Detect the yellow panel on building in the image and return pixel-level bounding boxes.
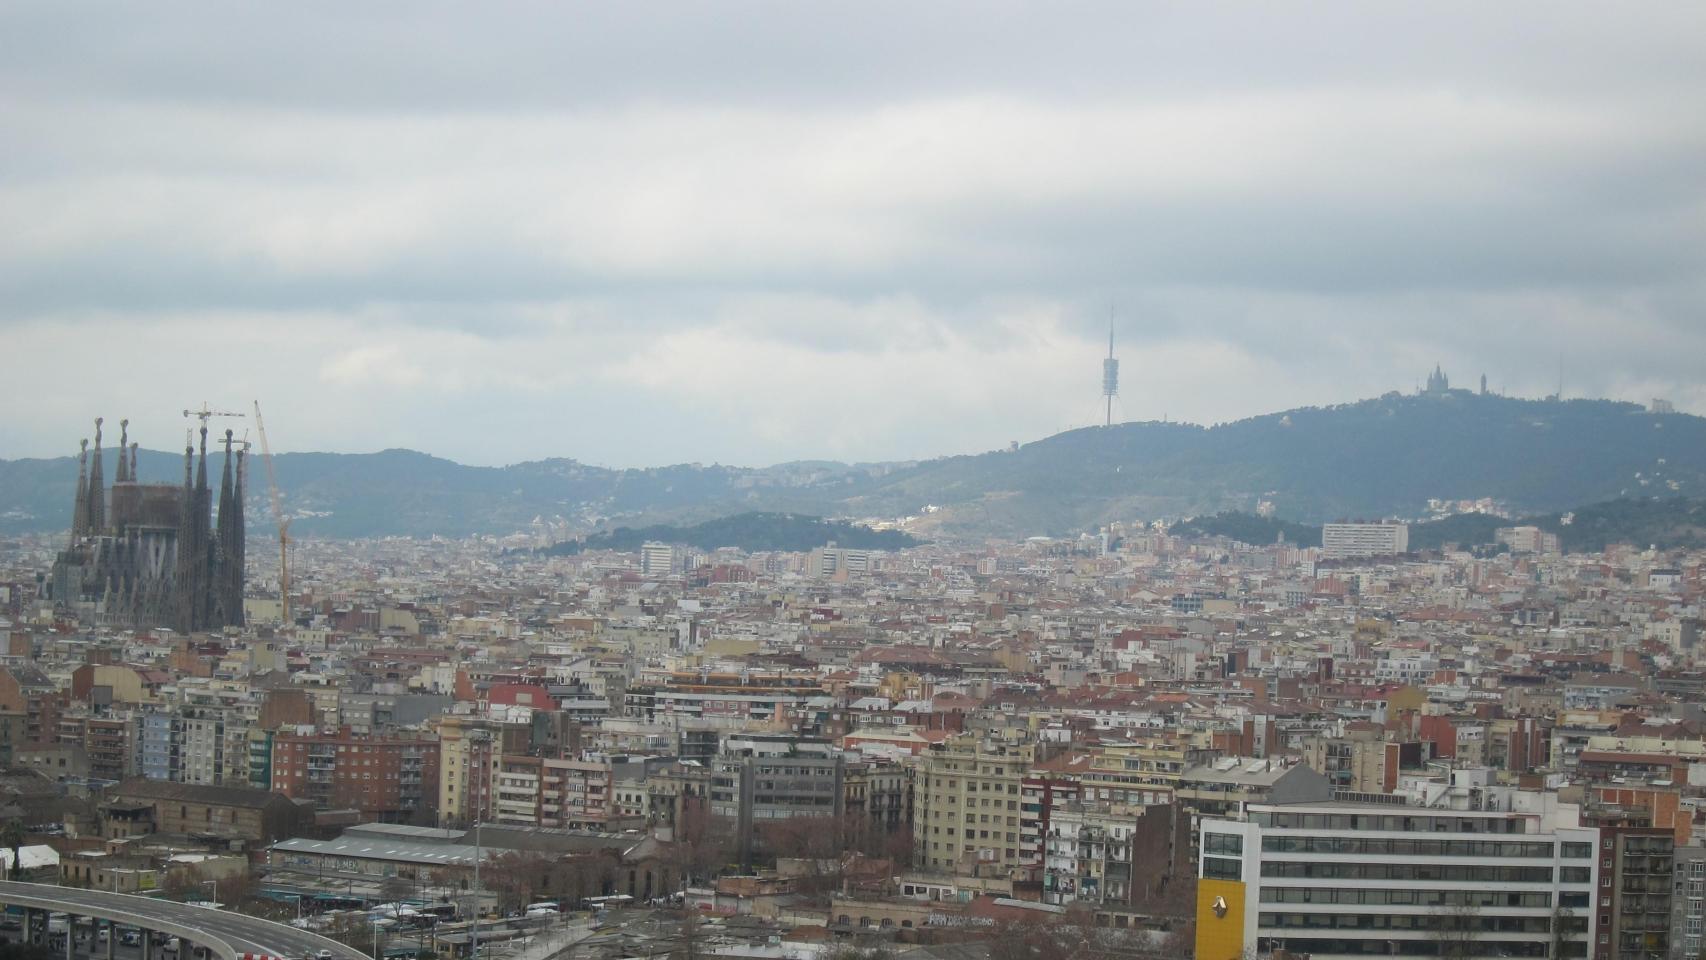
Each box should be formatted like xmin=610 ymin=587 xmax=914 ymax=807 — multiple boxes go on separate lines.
xmin=1194 ymin=878 xmax=1247 ymax=960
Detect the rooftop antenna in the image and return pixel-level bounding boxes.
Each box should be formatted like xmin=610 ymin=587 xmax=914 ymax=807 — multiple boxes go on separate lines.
xmin=1102 ymin=308 xmax=1119 ymax=427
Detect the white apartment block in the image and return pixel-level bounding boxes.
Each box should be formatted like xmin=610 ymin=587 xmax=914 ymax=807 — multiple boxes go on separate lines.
xmin=1322 ymin=523 xmax=1410 ymax=559
xmin=1196 ymin=801 xmax=1596 ymax=960
xmin=640 ymin=541 xmax=675 ymax=577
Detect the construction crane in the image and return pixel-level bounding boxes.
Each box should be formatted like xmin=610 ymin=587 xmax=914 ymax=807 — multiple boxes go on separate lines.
xmin=183 ymin=403 xmax=247 ymax=426
xmin=252 ymin=400 xmax=292 ymax=626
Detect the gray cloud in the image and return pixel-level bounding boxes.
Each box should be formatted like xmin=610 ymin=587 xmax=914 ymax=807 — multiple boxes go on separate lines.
xmin=1 ymin=2 xmax=1703 ymax=467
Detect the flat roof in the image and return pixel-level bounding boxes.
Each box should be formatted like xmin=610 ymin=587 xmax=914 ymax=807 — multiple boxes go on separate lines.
xmin=271 ymin=836 xmax=487 ymax=867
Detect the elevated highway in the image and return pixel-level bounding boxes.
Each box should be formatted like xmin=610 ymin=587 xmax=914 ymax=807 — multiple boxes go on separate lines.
xmin=0 ymin=882 xmax=369 ymax=960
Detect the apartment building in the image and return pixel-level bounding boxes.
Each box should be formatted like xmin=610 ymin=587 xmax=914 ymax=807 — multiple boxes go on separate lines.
xmin=913 ymin=733 xmax=1034 ymax=873
xmin=1197 ymin=801 xmax=1597 ymax=960
xmin=711 ymin=741 xmax=846 ymax=870
xmin=269 ymin=728 xmax=439 ymax=822
xmin=1671 ymin=844 xmax=1706 ymax=960
xmin=1322 ymin=522 xmax=1410 ymax=559
xmin=1303 ymin=725 xmax=1421 ymax=794
xmin=640 ymin=542 xmax=675 ymax=578
xmin=437 ymin=715 xmax=530 ymax=825
xmin=527 ymin=756 xmax=617 ymax=827
xmin=1596 ymin=827 xmax=1673 ymax=960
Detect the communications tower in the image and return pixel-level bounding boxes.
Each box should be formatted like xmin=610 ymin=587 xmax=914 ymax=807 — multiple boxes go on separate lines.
xmin=1102 ymin=319 xmax=1119 ymax=427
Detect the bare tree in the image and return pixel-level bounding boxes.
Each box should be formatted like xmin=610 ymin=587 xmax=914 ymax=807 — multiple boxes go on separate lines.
xmin=379 ymin=876 xmax=414 ymax=904
xmin=982 ymin=913 xmax=1139 ymax=960
xmin=669 ymin=796 xmax=733 ymax=890
xmin=820 ymin=947 xmax=896 ymax=960
xmin=1 ymin=820 xmax=25 ymax=881
xmin=671 ymin=910 xmax=702 ymax=960
xmin=1550 ymin=904 xmax=1582 ymax=959
xmin=1430 ymin=900 xmax=1483 ymax=960
xmin=483 ymin=850 xmax=554 ymax=913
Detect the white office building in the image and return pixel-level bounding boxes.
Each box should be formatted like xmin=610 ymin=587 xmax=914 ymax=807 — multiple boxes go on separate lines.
xmin=640 ymin=541 xmax=675 ymax=577
xmin=1322 ymin=522 xmax=1410 ymax=559
xmin=1196 ymin=801 xmax=1597 ymax=960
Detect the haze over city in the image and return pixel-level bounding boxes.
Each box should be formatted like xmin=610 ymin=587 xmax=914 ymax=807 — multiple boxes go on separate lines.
xmin=3 ymin=2 xmax=1706 ymax=466
xmin=12 ymin=7 xmax=1706 ymax=960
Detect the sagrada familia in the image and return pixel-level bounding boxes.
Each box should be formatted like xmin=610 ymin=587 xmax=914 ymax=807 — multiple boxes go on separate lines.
xmin=49 ymin=417 xmax=246 ymax=632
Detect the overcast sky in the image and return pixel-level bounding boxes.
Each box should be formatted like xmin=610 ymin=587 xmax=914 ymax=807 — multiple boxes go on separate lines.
xmin=3 ymin=2 xmax=1704 ymax=468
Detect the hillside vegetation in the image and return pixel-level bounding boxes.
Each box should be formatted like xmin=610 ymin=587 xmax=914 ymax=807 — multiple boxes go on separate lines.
xmin=535 ymin=512 xmax=920 ymax=555
xmin=1173 ymin=496 xmax=1706 ymax=554
xmin=4 ymin=392 xmax=1702 ymax=540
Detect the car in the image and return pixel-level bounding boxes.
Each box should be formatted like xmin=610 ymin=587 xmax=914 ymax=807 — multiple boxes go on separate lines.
xmin=121 ymin=932 xmax=143 ymax=947
xmin=316 ymin=950 xmax=335 ymax=960
xmin=0 ymin=919 xmax=21 ymax=931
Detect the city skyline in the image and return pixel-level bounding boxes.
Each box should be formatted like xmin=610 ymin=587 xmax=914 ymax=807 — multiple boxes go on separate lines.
xmin=2 ymin=3 xmax=1704 ymax=466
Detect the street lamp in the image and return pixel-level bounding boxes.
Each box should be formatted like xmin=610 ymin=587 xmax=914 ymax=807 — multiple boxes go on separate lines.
xmin=469 ymin=731 xmax=493 ymax=960
xmin=470 ymin=818 xmax=484 ymax=960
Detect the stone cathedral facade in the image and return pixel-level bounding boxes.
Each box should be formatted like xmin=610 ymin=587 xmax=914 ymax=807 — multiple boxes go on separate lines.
xmin=50 ymin=417 xmax=246 ymax=632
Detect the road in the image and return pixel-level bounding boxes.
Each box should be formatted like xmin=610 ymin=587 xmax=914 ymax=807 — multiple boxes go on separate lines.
xmin=0 ymin=882 xmax=369 ymax=960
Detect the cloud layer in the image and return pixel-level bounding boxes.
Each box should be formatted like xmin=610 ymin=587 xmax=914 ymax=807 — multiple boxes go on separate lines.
xmin=3 ymin=2 xmax=1704 ymax=466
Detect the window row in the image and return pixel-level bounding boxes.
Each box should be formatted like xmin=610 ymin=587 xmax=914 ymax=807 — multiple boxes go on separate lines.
xmin=1258 ymin=913 xmax=1567 ymax=934
xmin=1259 ymin=887 xmax=1559 ymax=909
xmin=1260 ymin=836 xmax=1558 ymax=859
xmin=1260 ymin=862 xmax=1554 ymax=883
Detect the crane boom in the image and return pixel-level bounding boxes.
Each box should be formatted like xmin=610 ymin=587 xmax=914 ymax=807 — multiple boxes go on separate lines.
xmin=183 ymin=403 xmax=247 ymax=424
xmin=252 ymin=400 xmax=292 ymax=625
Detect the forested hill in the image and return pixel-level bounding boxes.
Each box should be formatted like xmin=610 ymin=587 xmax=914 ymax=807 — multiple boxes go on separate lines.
xmin=841 ymin=393 xmax=1706 ymax=537
xmin=3 ymin=392 xmax=1702 ymax=539
xmin=533 ymin=512 xmax=920 ymax=556
xmin=1174 ymin=496 xmax=1706 ymax=554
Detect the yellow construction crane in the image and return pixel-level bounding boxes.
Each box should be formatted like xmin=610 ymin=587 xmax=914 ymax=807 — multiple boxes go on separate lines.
xmin=252 ymin=400 xmax=292 ymax=625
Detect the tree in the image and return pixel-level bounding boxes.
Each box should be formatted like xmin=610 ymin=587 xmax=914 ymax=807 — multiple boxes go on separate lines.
xmin=1430 ymin=900 xmax=1483 ymax=960
xmin=160 ymin=864 xmax=204 ymax=901
xmin=0 ymin=820 xmax=24 ymax=881
xmin=483 ymin=850 xmax=554 ymax=913
xmin=820 ymin=947 xmax=895 ymax=960
xmin=982 ymin=913 xmax=1138 ymax=960
xmin=671 ymin=910 xmax=703 ymax=960
xmin=877 ymin=823 xmax=915 ymax=870
xmin=669 ymin=801 xmax=733 ymax=891
xmin=380 ymin=876 xmax=415 ymax=904
xmin=1551 ymin=904 xmax=1583 ymax=959
xmin=542 ymin=853 xmax=617 ymax=905
xmin=759 ymin=817 xmax=845 ymax=901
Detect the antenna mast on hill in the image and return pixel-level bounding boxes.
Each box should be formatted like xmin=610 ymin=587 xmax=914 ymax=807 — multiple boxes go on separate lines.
xmin=1102 ymin=310 xmax=1119 ymax=427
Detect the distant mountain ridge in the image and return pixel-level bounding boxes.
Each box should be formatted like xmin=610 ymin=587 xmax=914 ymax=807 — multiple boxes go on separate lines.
xmin=3 ymin=392 xmax=1703 ymax=540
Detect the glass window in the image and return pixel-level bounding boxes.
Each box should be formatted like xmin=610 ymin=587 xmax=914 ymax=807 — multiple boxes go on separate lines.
xmin=1203 ymin=857 xmax=1240 ymax=880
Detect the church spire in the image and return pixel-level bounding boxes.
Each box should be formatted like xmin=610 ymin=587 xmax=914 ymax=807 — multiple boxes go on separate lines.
xmin=231 ymin=442 xmax=247 ymax=627
xmin=86 ymin=418 xmax=106 ymax=534
xmin=215 ymin=429 xmax=236 ymax=627
xmin=72 ymin=438 xmax=89 ymax=539
xmin=174 ymin=430 xmax=195 ymax=633
xmin=196 ymin=424 xmax=208 ymax=495
xmin=116 ymin=419 xmax=130 ymax=483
